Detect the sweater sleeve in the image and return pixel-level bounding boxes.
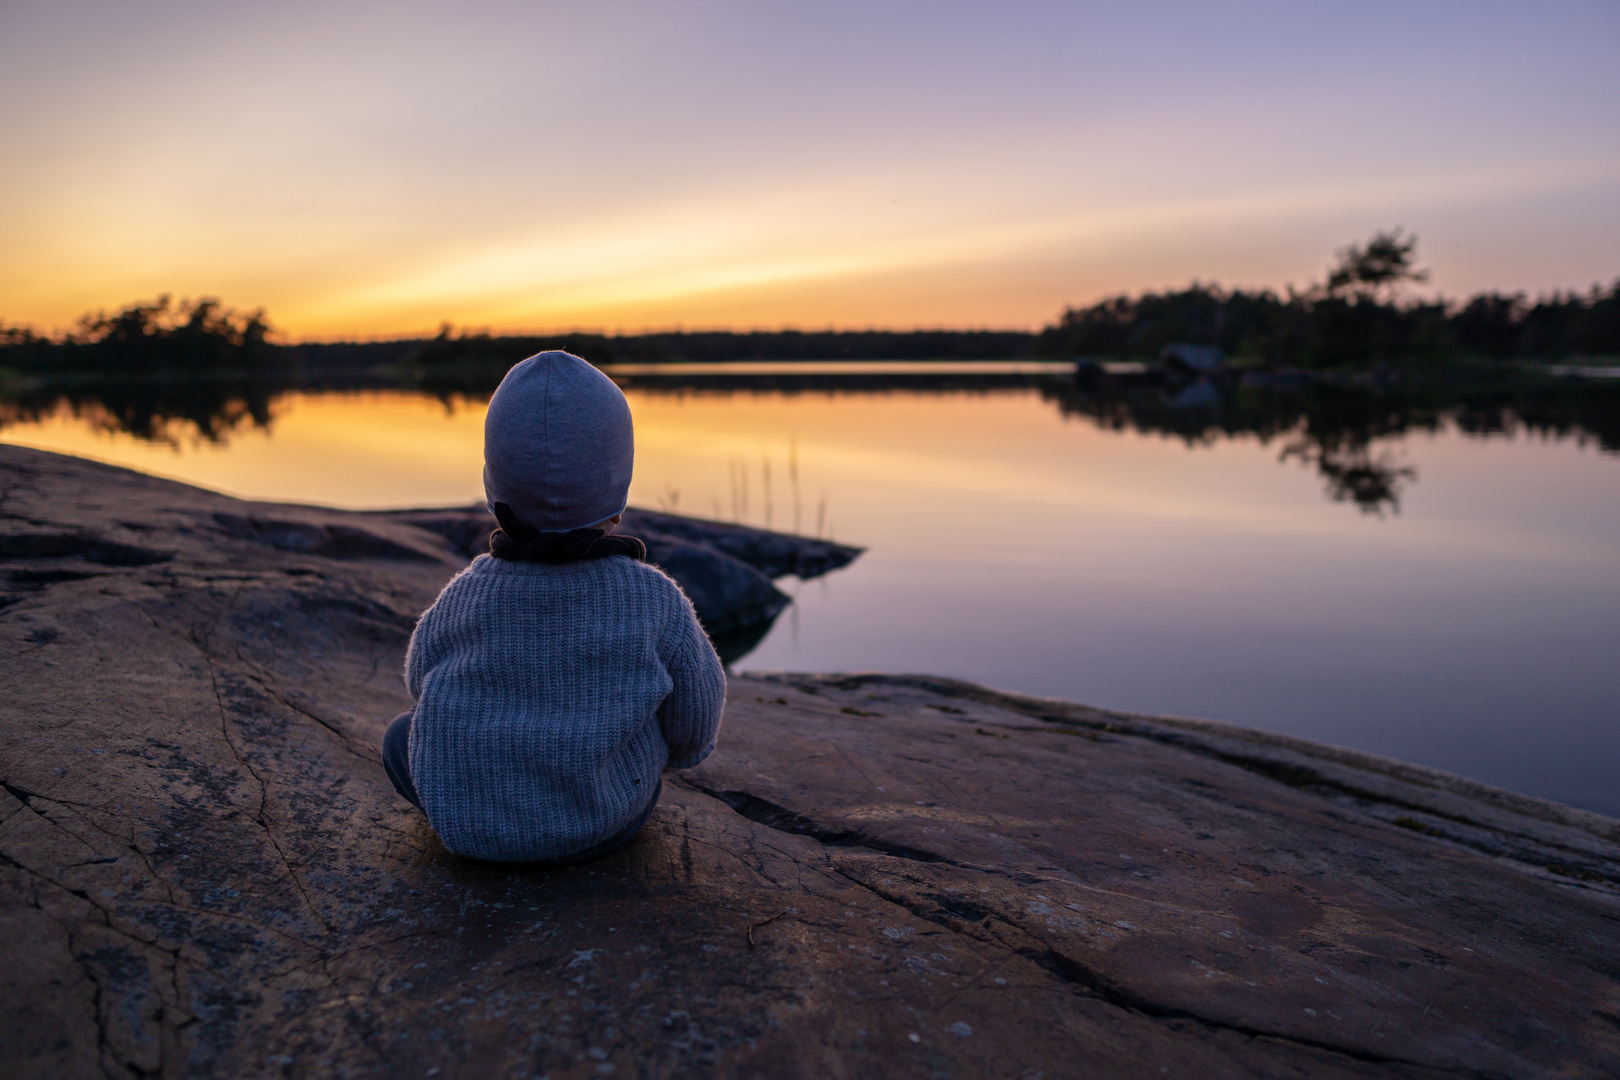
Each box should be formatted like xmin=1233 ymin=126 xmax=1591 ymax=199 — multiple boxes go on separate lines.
xmin=403 ymin=561 xmax=477 ymax=701
xmin=657 ymin=597 xmax=726 ymax=769
xmin=404 ymin=606 xmax=434 ymax=702
xmin=405 ymin=582 xmax=455 ymax=702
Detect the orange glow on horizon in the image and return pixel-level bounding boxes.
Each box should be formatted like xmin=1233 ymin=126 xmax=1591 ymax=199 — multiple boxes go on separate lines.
xmin=2 ymin=3 xmax=1616 ymax=340
xmin=9 ymin=151 xmax=1619 ymax=343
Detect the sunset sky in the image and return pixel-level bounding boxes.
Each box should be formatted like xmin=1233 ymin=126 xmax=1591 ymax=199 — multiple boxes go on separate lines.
xmin=2 ymin=0 xmax=1616 ymax=339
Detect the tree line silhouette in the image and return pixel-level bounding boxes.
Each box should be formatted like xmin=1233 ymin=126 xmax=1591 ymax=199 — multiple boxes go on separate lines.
xmin=1037 ymin=231 xmax=1620 ymax=366
xmin=1 ymin=233 xmax=1615 ymax=377
xmin=1 ymin=295 xmax=276 ymax=375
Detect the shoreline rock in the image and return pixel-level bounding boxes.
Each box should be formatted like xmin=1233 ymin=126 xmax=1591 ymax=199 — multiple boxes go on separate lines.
xmin=1 ymin=445 xmax=1617 ymax=1079
xmin=375 ymin=505 xmax=859 ymax=662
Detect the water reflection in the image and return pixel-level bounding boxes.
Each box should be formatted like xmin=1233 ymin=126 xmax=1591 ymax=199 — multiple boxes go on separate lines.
xmin=1042 ymin=366 xmax=1620 ymax=514
xmin=5 ymin=367 xmax=1615 ymax=516
xmin=1280 ymin=439 xmax=1417 ymax=514
xmin=0 ymin=376 xmax=285 ymax=447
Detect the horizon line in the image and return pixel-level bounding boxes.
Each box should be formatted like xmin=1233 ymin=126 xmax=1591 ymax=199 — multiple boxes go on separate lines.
xmin=10 ymin=272 xmax=1619 ymax=346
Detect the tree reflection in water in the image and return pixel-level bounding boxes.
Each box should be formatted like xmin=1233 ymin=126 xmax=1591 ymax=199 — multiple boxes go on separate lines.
xmin=1042 ymin=366 xmax=1620 ymax=515
xmin=0 ymin=377 xmax=284 ymax=448
xmin=1279 ymin=438 xmax=1417 ymax=515
xmin=2 ymin=368 xmax=1616 ymax=515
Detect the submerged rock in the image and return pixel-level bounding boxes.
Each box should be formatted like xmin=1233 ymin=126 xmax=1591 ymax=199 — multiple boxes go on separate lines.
xmin=1 ymin=444 xmax=1618 ymax=1079
xmin=621 ymin=508 xmax=858 ymax=580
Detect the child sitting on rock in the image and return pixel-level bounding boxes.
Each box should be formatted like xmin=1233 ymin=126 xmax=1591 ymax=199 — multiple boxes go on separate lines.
xmin=382 ymin=351 xmax=725 ymax=863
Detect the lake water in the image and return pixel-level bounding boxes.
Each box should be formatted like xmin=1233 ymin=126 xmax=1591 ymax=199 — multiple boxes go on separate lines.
xmin=5 ymin=377 xmax=1618 ymax=816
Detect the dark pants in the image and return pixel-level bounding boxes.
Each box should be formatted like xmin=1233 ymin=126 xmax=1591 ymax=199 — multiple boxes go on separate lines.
xmin=382 ymin=710 xmax=424 ymax=808
xmin=382 ymin=710 xmax=660 ymax=865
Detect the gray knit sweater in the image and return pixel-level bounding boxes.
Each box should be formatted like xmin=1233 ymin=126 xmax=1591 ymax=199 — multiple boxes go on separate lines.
xmin=404 ymin=553 xmax=725 ymax=862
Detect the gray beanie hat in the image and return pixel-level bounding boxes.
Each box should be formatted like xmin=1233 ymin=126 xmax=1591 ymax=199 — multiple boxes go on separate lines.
xmin=483 ymin=351 xmax=634 ymax=532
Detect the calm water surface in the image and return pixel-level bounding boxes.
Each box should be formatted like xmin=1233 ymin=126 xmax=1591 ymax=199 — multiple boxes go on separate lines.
xmin=6 ymin=386 xmax=1618 ymax=815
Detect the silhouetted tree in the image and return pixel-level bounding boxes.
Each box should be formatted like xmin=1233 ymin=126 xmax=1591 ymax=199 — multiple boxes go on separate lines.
xmin=69 ymin=295 xmax=272 ymax=372
xmin=1036 ymin=231 xmax=1620 ymax=368
xmin=0 ymin=296 xmax=276 ymax=375
xmin=1324 ymin=228 xmax=1430 ymax=301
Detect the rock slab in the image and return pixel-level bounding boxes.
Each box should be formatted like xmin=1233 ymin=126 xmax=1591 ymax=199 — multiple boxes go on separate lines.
xmin=377 ymin=505 xmax=859 ymax=661
xmin=2 ymin=445 xmax=1618 ymax=1079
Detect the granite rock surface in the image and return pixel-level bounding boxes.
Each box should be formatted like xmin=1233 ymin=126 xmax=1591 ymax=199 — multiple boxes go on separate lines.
xmin=2 ymin=444 xmax=1618 ymax=1079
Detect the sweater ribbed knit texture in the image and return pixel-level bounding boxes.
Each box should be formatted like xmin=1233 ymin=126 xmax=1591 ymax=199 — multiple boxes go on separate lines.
xmin=404 ymin=553 xmax=725 ymax=862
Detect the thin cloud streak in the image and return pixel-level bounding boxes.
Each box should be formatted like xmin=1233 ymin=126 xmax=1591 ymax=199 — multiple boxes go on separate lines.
xmin=302 ymin=154 xmax=1620 ymax=336
xmin=1 ymin=1 xmax=1616 ymax=335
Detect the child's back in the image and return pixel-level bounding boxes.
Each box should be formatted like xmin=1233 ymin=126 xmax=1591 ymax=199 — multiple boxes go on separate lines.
xmin=406 ymin=553 xmax=722 ymax=861
xmin=385 ymin=351 xmax=725 ymax=862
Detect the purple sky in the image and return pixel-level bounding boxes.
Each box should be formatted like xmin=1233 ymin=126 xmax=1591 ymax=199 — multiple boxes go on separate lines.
xmin=2 ymin=0 xmax=1616 ymax=337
